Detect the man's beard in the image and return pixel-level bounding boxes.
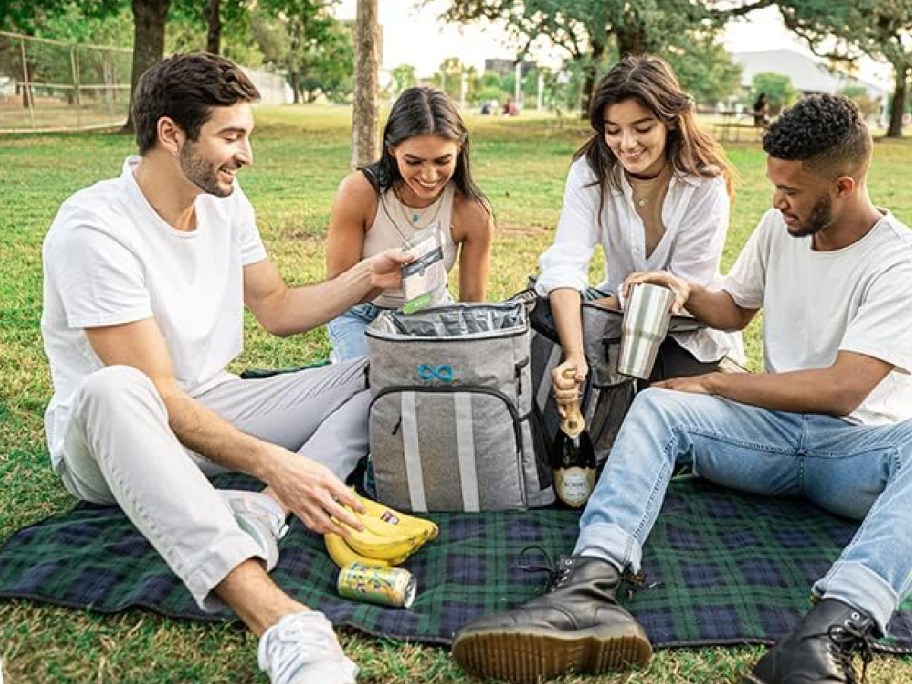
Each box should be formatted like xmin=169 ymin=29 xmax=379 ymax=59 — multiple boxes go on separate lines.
xmin=179 ymin=143 xmax=233 ymax=198
xmin=788 ymin=194 xmax=832 ymax=238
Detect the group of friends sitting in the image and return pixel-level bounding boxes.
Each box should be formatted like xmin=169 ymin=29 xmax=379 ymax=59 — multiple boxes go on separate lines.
xmin=38 ymin=50 xmax=912 ymax=684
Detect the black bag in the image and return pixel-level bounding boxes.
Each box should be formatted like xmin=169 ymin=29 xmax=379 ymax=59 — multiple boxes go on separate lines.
xmin=529 ymin=292 xmax=704 ymax=466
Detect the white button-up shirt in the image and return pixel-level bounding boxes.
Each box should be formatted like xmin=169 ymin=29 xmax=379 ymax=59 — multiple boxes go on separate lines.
xmin=536 ymin=157 xmax=743 ymax=363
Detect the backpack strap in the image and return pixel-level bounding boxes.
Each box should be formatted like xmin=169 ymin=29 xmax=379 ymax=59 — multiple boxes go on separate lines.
xmin=360 ymin=166 xmax=382 ymax=194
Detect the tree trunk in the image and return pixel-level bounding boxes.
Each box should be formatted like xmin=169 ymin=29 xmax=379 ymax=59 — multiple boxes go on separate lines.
xmin=580 ymin=40 xmax=605 ymax=118
xmin=616 ymin=23 xmax=648 ymax=57
xmin=121 ymin=0 xmax=171 ymax=134
xmin=205 ymin=0 xmax=221 ymax=55
xmin=886 ymin=62 xmax=907 ymax=139
xmin=289 ymin=71 xmax=302 ymax=104
xmin=351 ymin=0 xmax=380 ymax=170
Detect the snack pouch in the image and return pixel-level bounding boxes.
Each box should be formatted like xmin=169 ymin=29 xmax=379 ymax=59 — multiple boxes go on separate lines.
xmin=401 ymin=224 xmax=448 ymax=314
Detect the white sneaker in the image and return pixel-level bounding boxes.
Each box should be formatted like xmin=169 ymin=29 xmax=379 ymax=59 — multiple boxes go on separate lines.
xmin=220 ymin=489 xmax=289 ymax=571
xmin=258 ymin=611 xmax=358 ymax=684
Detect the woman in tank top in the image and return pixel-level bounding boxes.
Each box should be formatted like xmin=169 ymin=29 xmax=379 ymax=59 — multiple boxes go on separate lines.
xmin=326 ymin=86 xmax=494 ymax=360
xmin=537 ymin=55 xmax=744 ymax=417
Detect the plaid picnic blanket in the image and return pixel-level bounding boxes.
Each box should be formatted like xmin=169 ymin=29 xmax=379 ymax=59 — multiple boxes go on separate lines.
xmin=1 ymin=474 xmax=911 ymax=651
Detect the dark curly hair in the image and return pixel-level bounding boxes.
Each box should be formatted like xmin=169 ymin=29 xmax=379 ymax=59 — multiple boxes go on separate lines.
xmin=762 ymin=93 xmax=871 ymax=178
xmin=133 ymin=53 xmax=260 ymax=154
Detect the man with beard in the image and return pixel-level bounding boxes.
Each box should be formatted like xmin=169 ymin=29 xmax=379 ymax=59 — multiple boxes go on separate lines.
xmin=453 ymin=93 xmax=912 ymax=684
xmin=40 ymin=53 xmax=409 ymax=684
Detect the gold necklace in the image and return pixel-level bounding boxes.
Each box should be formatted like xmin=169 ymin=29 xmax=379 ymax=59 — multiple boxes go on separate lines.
xmin=627 ymin=167 xmax=669 ymax=209
xmin=395 ymin=183 xmax=444 ymax=221
xmin=381 ymin=186 xmax=446 ymax=245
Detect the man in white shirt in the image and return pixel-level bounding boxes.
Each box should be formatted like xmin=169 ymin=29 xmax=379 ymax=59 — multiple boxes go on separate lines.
xmin=41 ymin=53 xmax=409 ymax=684
xmin=453 ymin=94 xmax=912 ymax=684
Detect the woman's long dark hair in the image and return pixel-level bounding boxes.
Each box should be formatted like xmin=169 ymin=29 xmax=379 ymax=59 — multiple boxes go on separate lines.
xmin=365 ymin=86 xmax=489 ymax=209
xmin=575 ymin=55 xmax=734 ymax=218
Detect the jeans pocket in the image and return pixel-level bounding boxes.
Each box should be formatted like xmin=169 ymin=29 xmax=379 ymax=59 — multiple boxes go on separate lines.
xmin=350 ymin=302 xmax=382 ymax=323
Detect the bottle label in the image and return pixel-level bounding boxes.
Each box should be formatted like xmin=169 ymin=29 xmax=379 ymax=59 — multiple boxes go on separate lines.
xmin=554 ymin=466 xmax=595 ymax=508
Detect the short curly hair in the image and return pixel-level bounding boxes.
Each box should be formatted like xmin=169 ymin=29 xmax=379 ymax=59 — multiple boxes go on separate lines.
xmin=762 ymin=93 xmax=871 ymax=178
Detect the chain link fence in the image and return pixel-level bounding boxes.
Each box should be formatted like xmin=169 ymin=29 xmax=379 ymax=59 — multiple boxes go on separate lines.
xmin=0 ymin=31 xmax=132 ymax=133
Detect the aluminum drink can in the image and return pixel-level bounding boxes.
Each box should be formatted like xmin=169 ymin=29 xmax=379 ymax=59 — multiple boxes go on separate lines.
xmin=337 ymin=562 xmax=417 ymax=608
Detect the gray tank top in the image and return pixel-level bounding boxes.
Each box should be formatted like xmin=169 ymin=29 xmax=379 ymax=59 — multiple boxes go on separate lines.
xmin=363 ymin=181 xmax=458 ymax=308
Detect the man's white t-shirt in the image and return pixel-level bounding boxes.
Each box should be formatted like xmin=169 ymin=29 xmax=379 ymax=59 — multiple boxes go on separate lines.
xmin=41 ymin=156 xmax=268 ymax=471
xmin=722 ymin=208 xmax=912 ymax=425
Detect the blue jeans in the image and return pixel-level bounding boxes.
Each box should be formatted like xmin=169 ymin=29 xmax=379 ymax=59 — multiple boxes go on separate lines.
xmin=575 ymin=387 xmax=912 ymax=633
xmin=328 ymin=302 xmax=383 ymax=361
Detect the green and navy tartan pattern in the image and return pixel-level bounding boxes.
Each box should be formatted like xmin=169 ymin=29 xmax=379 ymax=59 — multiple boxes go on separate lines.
xmin=1 ymin=474 xmax=911 ymax=651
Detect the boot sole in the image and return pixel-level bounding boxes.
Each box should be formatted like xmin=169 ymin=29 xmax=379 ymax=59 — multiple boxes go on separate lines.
xmin=452 ymin=625 xmax=653 ymax=684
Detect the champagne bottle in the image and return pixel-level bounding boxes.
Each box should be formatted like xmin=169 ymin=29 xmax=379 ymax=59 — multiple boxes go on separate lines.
xmin=551 ymin=369 xmax=597 ymax=509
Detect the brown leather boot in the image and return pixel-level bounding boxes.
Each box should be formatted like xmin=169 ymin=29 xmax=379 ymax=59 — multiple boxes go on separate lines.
xmin=742 ymin=598 xmax=876 ymax=684
xmin=452 ymin=555 xmax=652 ymax=684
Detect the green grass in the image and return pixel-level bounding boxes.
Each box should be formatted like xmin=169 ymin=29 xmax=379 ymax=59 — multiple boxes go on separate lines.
xmin=2 ymin=104 xmax=912 ymax=683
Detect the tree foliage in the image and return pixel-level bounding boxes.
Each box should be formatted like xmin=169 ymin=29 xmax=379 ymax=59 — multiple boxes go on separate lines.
xmin=166 ymin=0 xmax=252 ymax=60
xmin=839 ymin=83 xmax=881 ymax=117
xmin=751 ymin=72 xmax=797 ymax=113
xmin=658 ymin=34 xmax=743 ymax=106
xmin=436 ymin=56 xmax=478 ymax=101
xmin=4 ymin=0 xmax=357 ymax=108
xmin=253 ymin=0 xmax=346 ymax=104
xmin=0 ymin=0 xmax=124 ymax=35
xmin=389 ymin=63 xmax=416 ymax=95
xmin=435 ymin=0 xmax=774 ymax=111
xmin=777 ymin=0 xmax=912 ymax=137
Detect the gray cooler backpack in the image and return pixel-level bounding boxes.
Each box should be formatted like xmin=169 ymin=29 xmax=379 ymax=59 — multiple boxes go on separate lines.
xmin=365 ymin=302 xmax=554 ymax=512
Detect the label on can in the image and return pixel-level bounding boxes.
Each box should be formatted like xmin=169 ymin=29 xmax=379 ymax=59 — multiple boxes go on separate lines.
xmin=337 ymin=562 xmax=417 ymax=609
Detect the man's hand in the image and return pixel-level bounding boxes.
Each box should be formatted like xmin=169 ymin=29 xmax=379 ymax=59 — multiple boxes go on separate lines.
xmin=551 ymin=355 xmax=588 ymax=418
xmin=653 ymin=373 xmax=717 ymax=396
xmin=623 ymin=271 xmax=692 ymax=315
xmin=364 ymin=248 xmax=414 ymax=291
xmin=263 ymin=446 xmax=366 ymax=536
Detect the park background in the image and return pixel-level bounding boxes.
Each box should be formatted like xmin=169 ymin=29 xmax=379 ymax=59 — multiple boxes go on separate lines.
xmin=2 ymin=1 xmax=911 ymax=137
xmin=2 ymin=1 xmax=912 ymax=682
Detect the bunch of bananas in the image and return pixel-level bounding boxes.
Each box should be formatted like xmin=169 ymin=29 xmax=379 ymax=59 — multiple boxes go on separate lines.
xmin=324 ymin=491 xmax=439 ymax=569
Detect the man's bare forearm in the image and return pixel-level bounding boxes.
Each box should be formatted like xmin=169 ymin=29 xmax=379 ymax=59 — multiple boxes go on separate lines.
xmin=704 ymin=367 xmax=865 ymax=417
xmin=162 ymin=387 xmax=284 ymax=483
xmin=267 ymin=259 xmax=378 ymax=337
xmin=683 ymin=284 xmax=754 ymax=332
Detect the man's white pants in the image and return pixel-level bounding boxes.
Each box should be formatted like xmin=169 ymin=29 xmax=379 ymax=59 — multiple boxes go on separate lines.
xmin=55 ymin=358 xmax=371 ymax=610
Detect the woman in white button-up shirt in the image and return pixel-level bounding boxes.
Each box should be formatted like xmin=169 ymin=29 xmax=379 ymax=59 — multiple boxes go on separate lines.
xmin=536 ymin=55 xmax=743 ymax=411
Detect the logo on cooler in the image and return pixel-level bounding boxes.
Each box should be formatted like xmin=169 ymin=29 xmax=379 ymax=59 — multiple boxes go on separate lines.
xmin=417 ymin=364 xmax=454 ymax=383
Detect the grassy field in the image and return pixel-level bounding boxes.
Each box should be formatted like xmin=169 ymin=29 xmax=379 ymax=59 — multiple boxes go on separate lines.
xmin=1 ymin=105 xmax=911 ymax=683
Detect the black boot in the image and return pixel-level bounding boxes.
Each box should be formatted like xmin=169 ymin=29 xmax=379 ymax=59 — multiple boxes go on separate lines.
xmin=452 ymin=555 xmax=652 ymax=684
xmin=742 ymin=598 xmax=876 ymax=684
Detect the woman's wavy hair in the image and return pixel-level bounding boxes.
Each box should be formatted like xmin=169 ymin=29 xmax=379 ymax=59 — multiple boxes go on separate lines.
xmin=574 ymin=55 xmax=734 ymax=217
xmin=364 ymin=86 xmax=488 ymax=209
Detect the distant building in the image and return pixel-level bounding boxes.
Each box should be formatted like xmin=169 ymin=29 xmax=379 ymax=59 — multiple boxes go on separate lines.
xmin=484 ymin=59 xmax=536 ymax=77
xmin=732 ymin=49 xmax=836 ymax=95
xmin=242 ymin=68 xmax=293 ymax=105
xmin=731 ymin=49 xmax=888 ymax=101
